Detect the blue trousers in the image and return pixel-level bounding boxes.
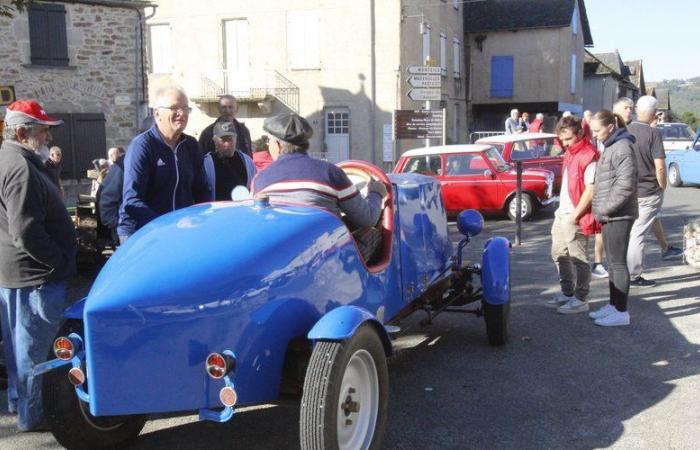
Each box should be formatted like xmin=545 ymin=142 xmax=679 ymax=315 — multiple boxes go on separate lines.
xmin=0 ymin=281 xmax=66 ymax=431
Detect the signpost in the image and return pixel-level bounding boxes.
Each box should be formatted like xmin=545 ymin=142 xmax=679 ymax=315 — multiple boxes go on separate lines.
xmin=394 ymin=110 xmax=444 ymax=140
xmin=407 ymin=65 xmax=442 ymax=75
xmin=407 ymin=75 xmax=441 ymax=88
xmin=407 ymin=88 xmax=441 ymax=101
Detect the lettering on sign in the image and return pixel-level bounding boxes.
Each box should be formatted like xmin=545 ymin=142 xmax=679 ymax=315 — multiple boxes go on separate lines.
xmin=394 ymin=110 xmax=444 ymax=140
xmin=407 ymin=88 xmax=441 ymax=101
xmin=407 ymin=65 xmax=442 ymax=75
xmin=407 ymin=75 xmax=441 ymax=88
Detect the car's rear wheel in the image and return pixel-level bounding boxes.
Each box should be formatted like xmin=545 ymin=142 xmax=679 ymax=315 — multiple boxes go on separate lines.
xmin=300 ymin=325 xmax=388 ymax=450
xmin=669 ymin=164 xmax=683 ymax=187
xmin=483 ymin=302 xmax=510 ymax=346
xmin=43 ymin=320 xmax=147 ymax=450
xmin=507 ymin=193 xmax=533 ymax=221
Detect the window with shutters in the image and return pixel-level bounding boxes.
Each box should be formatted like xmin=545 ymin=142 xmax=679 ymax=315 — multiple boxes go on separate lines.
xmin=422 ymin=22 xmax=431 ymax=64
xmin=490 ymin=56 xmax=513 ymax=98
xmin=439 ymin=32 xmax=447 ymax=76
xmin=287 ymin=11 xmax=320 ymax=69
xmin=149 ymin=24 xmax=172 ymax=74
xmin=28 ymin=3 xmax=69 ymax=67
xmin=452 ymin=38 xmax=461 ymax=78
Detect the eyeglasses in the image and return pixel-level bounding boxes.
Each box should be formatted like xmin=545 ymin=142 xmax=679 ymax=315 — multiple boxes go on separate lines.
xmin=156 ymin=106 xmax=192 ymax=114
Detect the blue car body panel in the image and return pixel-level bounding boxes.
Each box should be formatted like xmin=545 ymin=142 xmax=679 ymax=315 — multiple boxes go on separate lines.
xmin=307 ymin=305 xmax=392 ymax=355
xmin=667 ymin=131 xmax=700 ymax=184
xmin=80 ymin=175 xmax=452 ymax=417
xmin=481 ymin=237 xmax=511 ymax=305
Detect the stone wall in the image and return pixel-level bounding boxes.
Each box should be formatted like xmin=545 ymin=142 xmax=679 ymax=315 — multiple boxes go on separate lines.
xmin=0 ymin=2 xmax=146 ymax=151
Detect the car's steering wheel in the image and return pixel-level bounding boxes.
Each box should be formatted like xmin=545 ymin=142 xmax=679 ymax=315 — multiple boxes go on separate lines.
xmin=337 ymin=161 xmax=392 ymax=203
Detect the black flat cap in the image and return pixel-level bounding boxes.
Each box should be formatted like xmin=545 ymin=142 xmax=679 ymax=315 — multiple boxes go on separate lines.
xmin=263 ymin=113 xmax=313 ymax=147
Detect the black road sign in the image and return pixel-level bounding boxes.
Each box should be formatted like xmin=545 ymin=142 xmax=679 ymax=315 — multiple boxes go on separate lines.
xmin=394 ymin=109 xmax=443 ymax=140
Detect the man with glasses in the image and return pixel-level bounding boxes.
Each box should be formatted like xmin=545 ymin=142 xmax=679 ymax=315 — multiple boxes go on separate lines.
xmin=118 ymin=86 xmax=209 ymax=242
xmin=199 ymin=95 xmax=252 ymax=157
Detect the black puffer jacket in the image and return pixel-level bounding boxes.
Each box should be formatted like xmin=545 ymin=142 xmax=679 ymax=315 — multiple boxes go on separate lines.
xmin=592 ymin=128 xmax=639 ymax=223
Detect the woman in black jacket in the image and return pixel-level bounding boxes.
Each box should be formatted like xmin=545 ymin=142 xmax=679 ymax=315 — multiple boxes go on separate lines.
xmin=589 ymin=110 xmax=638 ymax=326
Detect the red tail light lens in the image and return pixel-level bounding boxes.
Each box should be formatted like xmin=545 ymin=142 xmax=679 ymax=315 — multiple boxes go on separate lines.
xmin=206 ymin=353 xmax=228 ymax=379
xmin=53 ymin=337 xmax=74 ymax=360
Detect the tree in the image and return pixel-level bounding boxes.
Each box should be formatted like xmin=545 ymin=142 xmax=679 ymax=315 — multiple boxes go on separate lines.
xmin=0 ymin=0 xmax=33 ymax=18
xmin=681 ymin=112 xmax=700 ymax=130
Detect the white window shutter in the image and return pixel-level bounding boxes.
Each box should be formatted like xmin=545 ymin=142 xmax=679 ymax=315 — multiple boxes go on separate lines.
xmin=453 ymin=38 xmax=461 ymax=78
xmin=304 ymin=11 xmax=320 ymax=68
xmin=149 ymin=24 xmax=171 ymax=74
xmin=440 ymin=33 xmax=447 ymax=76
xmin=570 ymin=54 xmax=577 ymax=93
xmin=422 ymin=23 xmax=431 ymax=64
xmin=288 ymin=11 xmax=319 ymax=69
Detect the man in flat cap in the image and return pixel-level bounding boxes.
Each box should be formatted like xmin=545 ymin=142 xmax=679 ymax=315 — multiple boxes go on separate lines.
xmin=203 ymin=121 xmax=256 ymax=201
xmin=252 ymin=113 xmax=386 ymax=231
xmin=0 ymin=100 xmax=76 ymax=431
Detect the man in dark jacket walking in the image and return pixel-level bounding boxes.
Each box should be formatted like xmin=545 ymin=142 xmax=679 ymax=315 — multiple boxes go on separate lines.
xmin=198 ymin=95 xmax=252 ymax=157
xmin=118 ymin=86 xmax=210 ymax=241
xmin=0 ymin=100 xmax=77 ymax=431
xmin=97 ymin=153 xmax=124 ymax=244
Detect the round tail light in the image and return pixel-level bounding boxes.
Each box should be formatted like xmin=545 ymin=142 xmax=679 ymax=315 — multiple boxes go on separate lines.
xmin=219 ymin=386 xmax=238 ymax=407
xmin=206 ymin=353 xmax=234 ymax=379
xmin=68 ymin=367 xmax=85 ymax=386
xmin=53 ymin=337 xmax=74 ymax=360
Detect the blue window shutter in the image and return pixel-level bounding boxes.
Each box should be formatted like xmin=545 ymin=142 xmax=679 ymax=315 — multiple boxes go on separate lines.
xmin=490 ymin=56 xmax=513 ymax=98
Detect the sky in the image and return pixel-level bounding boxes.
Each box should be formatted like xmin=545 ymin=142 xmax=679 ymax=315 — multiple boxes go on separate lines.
xmin=584 ymin=0 xmax=700 ymax=82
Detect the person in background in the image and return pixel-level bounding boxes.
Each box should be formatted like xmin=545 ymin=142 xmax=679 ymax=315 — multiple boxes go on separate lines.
xmin=252 ymin=135 xmax=273 ymax=171
xmin=90 ymin=158 xmax=110 ymax=197
xmin=520 ymin=112 xmax=530 ymax=132
xmin=545 ymin=116 xmax=599 ymax=314
xmin=589 ymin=109 xmax=638 ymax=326
xmin=97 ymin=151 xmax=125 ymax=245
xmin=44 ymin=146 xmax=63 ymax=196
xmin=203 ymin=122 xmax=256 ymax=201
xmin=118 ymin=86 xmax=210 ymax=242
xmin=107 ymin=146 xmax=125 ymax=166
xmin=626 ymin=96 xmax=682 ymax=287
xmin=0 ymin=100 xmax=76 ymax=431
xmin=528 ymin=113 xmax=545 ymax=133
xmin=505 ymin=109 xmax=522 ymax=134
xmin=199 ymin=95 xmax=252 ymax=157
xmin=582 ymin=110 xmax=593 ymax=138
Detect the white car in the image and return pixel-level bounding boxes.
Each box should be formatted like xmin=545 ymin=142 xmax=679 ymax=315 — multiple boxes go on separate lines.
xmin=657 ymin=123 xmax=696 ymax=152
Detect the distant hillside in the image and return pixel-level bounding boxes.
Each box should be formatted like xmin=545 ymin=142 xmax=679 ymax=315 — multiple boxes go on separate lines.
xmin=653 ymin=77 xmax=700 ymax=118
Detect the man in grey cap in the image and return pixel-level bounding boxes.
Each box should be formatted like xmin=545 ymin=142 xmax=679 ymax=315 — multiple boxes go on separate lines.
xmin=251 ymin=113 xmax=386 ymax=231
xmin=0 ymin=100 xmax=76 ymax=431
xmin=203 ymin=121 xmax=256 ymax=201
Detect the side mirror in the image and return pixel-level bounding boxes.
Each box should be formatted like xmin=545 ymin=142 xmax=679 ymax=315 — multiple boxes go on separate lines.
xmin=231 ymin=186 xmax=251 ymax=201
xmin=483 ymin=169 xmax=493 ymax=178
xmin=457 ymin=209 xmax=483 ymax=238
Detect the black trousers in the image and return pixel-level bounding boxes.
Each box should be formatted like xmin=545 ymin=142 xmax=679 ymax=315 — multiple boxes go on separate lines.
xmin=602 ymin=220 xmax=634 ymax=312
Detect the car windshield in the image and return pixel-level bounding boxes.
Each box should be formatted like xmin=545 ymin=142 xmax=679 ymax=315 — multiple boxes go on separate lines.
xmin=484 ymin=147 xmax=509 ymax=172
xmin=659 ymin=124 xmax=695 ymax=140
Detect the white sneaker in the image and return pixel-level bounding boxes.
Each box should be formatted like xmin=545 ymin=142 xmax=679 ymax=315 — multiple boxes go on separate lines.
xmin=557 ymin=298 xmax=589 ymax=314
xmin=594 ymin=310 xmax=630 ymax=327
xmin=588 ymin=304 xmax=617 ymax=320
xmin=591 ymin=264 xmax=609 ymax=279
xmin=545 ymin=293 xmax=573 ymax=309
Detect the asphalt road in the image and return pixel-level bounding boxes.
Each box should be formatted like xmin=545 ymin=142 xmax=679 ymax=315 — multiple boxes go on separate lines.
xmin=1 ymin=185 xmax=699 ymax=449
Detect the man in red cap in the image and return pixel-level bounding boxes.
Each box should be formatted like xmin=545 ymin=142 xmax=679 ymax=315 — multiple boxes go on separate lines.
xmin=0 ymin=100 xmax=76 ymax=431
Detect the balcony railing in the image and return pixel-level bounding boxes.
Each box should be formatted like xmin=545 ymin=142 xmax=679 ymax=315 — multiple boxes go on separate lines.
xmin=195 ymin=69 xmax=299 ymax=113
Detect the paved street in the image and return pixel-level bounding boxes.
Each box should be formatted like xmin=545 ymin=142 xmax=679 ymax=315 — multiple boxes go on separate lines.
xmin=1 ymin=185 xmax=699 ymax=449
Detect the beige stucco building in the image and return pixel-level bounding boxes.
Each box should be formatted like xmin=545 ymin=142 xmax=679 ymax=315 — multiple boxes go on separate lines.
xmin=146 ymin=0 xmax=467 ymax=166
xmin=0 ymin=0 xmax=153 ymax=180
xmin=464 ymin=0 xmax=593 ymax=132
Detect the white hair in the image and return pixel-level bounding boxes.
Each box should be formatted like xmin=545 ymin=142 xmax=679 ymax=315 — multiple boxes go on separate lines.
xmin=153 ymin=86 xmax=188 ymax=108
xmin=562 ymin=111 xmax=572 ymax=118
xmin=536 ymin=113 xmax=544 ymax=120
xmin=510 ymin=108 xmax=519 ymax=115
xmin=636 ymin=95 xmax=658 ymax=112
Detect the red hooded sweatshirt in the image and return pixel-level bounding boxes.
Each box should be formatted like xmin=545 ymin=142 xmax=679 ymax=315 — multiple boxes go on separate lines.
xmin=562 ymin=137 xmax=600 ymax=235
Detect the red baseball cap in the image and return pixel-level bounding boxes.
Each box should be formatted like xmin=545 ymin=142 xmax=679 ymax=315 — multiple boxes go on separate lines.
xmin=4 ymin=100 xmax=63 ymax=127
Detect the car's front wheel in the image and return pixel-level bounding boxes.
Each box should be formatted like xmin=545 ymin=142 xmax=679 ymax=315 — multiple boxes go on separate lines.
xmin=669 ymin=164 xmax=683 ymax=187
xmin=300 ymin=325 xmax=388 ymax=450
xmin=43 ymin=320 xmax=147 ymax=450
xmin=507 ymin=193 xmax=533 ymax=221
xmin=483 ymin=302 xmax=510 ymax=346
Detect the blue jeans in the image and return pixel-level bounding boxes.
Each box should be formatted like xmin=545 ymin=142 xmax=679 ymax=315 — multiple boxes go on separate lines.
xmin=0 ymin=281 xmax=66 ymax=431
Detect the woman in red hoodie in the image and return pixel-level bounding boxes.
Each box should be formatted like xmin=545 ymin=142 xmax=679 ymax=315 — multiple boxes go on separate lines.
xmin=252 ymin=135 xmax=273 ymax=171
xmin=545 ymin=116 xmax=600 ymax=315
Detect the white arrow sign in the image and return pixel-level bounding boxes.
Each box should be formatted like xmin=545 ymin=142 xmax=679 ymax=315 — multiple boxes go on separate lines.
xmin=408 ymin=65 xmax=442 ymax=75
xmin=407 ymin=75 xmax=441 ymax=88
xmin=407 ymin=88 xmax=441 ymax=101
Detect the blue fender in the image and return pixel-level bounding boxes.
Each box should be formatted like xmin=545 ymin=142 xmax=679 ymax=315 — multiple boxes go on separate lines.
xmin=63 ymin=298 xmax=86 ymax=320
xmin=481 ymin=237 xmax=511 ymax=306
xmin=307 ymin=305 xmax=393 ymax=356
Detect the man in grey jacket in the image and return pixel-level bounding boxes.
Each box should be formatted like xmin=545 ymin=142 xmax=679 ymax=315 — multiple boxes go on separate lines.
xmin=0 ymin=100 xmax=76 ymax=431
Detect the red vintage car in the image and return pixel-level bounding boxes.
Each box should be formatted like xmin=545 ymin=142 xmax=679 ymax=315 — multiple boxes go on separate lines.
xmin=475 ymin=133 xmax=564 ymax=192
xmin=394 ymin=144 xmax=556 ymax=220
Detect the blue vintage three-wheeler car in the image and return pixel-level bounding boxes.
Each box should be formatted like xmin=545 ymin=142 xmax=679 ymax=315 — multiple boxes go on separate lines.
xmin=35 ymin=161 xmax=510 ymax=450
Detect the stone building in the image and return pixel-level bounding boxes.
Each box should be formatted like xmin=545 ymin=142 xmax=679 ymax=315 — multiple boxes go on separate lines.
xmin=464 ymin=0 xmax=593 ymax=132
xmin=0 ymin=0 xmax=154 ymax=180
xmin=583 ymin=50 xmax=641 ymax=113
xmin=146 ymin=0 xmax=467 ymax=166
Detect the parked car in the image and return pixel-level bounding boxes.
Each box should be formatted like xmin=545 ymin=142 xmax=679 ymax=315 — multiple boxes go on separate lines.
xmin=394 ymin=144 xmax=556 ymax=220
xmin=657 ymin=122 xmax=696 ymax=152
xmin=34 ymin=161 xmax=511 ymax=450
xmin=475 ymin=132 xmax=564 ymax=192
xmin=667 ymin=130 xmax=700 ymax=186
